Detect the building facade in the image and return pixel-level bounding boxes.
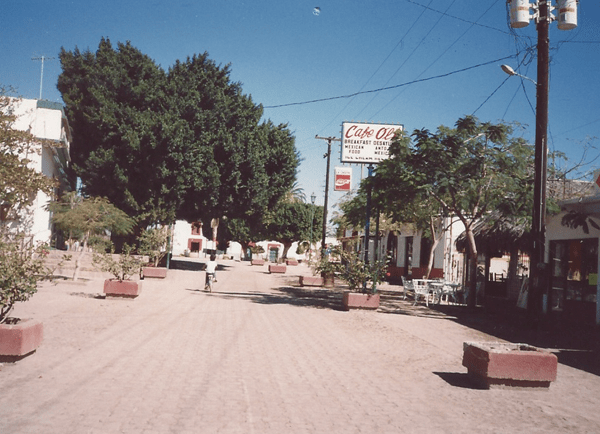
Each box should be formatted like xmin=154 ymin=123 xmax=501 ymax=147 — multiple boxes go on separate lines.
xmin=8 ymin=98 xmax=71 ymax=245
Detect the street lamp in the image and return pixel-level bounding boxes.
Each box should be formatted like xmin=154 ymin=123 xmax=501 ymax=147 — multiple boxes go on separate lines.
xmin=504 ymin=0 xmax=578 ymax=323
xmin=500 ymin=64 xmax=538 ymax=86
xmin=309 ymin=192 xmax=316 ymax=261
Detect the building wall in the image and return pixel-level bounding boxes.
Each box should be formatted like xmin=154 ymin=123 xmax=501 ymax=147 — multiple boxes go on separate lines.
xmin=386 ymin=217 xmax=466 ymax=282
xmin=9 ymin=98 xmax=71 ymax=244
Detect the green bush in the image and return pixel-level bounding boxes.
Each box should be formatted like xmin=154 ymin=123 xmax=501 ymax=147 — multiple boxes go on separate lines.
xmin=93 ymin=244 xmax=142 ymax=281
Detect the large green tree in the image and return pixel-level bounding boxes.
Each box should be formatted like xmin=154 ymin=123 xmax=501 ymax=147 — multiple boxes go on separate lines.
xmin=58 ymin=39 xmax=299 ymax=229
xmin=375 ymin=116 xmax=534 ymax=307
xmin=263 ymin=201 xmax=319 ymax=260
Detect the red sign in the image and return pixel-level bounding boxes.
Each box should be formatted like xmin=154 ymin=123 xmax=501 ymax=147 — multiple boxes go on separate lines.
xmin=334 ymin=167 xmax=352 ymax=191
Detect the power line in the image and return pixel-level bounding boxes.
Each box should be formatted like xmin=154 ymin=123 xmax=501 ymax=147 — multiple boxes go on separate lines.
xmin=403 ymin=0 xmax=509 ymax=35
xmin=264 ymin=53 xmax=518 ymax=109
xmin=351 ymin=0 xmax=441 ymax=120
xmin=368 ymin=0 xmax=497 ymax=120
xmin=316 ymin=0 xmax=434 ymax=136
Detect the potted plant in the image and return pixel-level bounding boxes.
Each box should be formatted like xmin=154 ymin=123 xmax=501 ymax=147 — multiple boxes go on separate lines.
xmin=93 ymin=244 xmax=143 ymax=298
xmin=336 ymin=249 xmax=388 ymax=310
xmin=138 ymin=226 xmax=170 ymax=278
xmin=309 ymin=250 xmax=343 ymax=288
xmin=250 ymin=245 xmax=265 ymax=266
xmin=0 ymin=232 xmax=60 ymax=360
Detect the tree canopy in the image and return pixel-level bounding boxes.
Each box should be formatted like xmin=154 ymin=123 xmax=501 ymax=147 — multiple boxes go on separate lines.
xmin=58 ymin=38 xmax=299 ymax=229
xmin=374 ymin=116 xmax=534 ymax=306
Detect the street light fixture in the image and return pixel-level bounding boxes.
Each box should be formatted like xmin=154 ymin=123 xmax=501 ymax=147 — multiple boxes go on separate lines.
xmin=500 ymin=64 xmax=538 ymax=86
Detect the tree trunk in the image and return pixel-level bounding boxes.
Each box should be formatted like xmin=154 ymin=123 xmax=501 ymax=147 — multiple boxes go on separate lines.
xmin=240 ymin=241 xmax=250 ymax=261
xmin=506 ymin=246 xmax=520 ymax=300
xmin=281 ymin=242 xmax=292 ymax=260
xmin=72 ymin=233 xmax=91 ymax=281
xmin=425 ymin=237 xmax=440 ymax=279
xmin=465 ymin=228 xmax=478 ymax=308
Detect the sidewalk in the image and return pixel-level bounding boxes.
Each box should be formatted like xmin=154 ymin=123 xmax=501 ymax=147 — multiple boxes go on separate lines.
xmin=1 ymin=259 xmax=599 ymax=433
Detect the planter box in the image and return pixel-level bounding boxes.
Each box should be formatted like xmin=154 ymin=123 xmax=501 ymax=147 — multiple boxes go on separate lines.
xmin=269 ymin=264 xmax=287 ymax=274
xmin=0 ymin=318 xmax=43 ymax=361
xmin=251 ymin=259 xmax=265 ymax=266
xmin=462 ymin=342 xmax=558 ymax=389
xmin=104 ymin=279 xmax=142 ymax=298
xmin=299 ymin=276 xmax=324 ymax=287
xmin=286 ymin=259 xmax=299 ymax=266
xmin=342 ymin=292 xmax=380 ymax=311
xmin=142 ymin=266 xmax=167 ymax=279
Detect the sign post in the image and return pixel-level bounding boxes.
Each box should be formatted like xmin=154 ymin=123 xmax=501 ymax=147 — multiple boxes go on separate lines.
xmin=340 ymin=122 xmax=403 ymax=286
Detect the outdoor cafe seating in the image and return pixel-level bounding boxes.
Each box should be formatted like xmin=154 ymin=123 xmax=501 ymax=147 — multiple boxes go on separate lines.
xmin=401 ymin=278 xmax=462 ymax=306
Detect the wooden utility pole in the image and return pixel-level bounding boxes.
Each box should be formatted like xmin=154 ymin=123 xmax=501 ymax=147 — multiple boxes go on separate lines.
xmin=315 ymin=135 xmax=340 ymax=256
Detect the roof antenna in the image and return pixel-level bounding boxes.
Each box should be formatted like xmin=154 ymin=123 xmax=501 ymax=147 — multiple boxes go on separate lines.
xmin=31 ymin=55 xmax=55 ymax=100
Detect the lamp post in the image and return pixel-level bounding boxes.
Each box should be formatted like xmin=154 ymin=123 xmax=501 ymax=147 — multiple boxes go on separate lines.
xmin=504 ymin=0 xmax=577 ymax=323
xmin=309 ymin=192 xmax=316 ymax=261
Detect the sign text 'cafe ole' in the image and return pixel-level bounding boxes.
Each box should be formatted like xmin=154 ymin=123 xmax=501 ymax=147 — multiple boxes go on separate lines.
xmin=341 ymin=122 xmax=404 ymax=164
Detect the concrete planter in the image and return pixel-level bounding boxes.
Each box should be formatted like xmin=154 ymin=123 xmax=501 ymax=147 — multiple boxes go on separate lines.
xmin=142 ymin=266 xmax=167 ymax=279
xmin=462 ymin=342 xmax=558 ymax=389
xmin=299 ymin=276 xmax=324 ymax=287
xmin=269 ymin=264 xmax=287 ymax=274
xmin=342 ymin=292 xmax=380 ymax=311
xmin=251 ymin=259 xmax=265 ymax=266
xmin=286 ymin=259 xmax=299 ymax=266
xmin=104 ymin=279 xmax=142 ymax=298
xmin=0 ymin=318 xmax=43 ymax=361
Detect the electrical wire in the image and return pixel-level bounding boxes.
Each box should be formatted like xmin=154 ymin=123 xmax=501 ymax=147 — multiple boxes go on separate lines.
xmin=352 ymin=0 xmax=451 ymax=120
xmin=315 ymin=0 xmax=435 ymax=136
xmin=403 ymin=0 xmax=510 ymax=36
xmin=264 ymin=54 xmax=519 ymax=109
xmin=368 ymin=0 xmax=499 ymax=120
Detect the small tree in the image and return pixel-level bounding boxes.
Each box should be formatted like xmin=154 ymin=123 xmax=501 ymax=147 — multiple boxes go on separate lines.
xmin=1 ymin=89 xmax=61 ymax=324
xmin=376 ymin=117 xmax=533 ymax=307
xmin=138 ymin=226 xmax=170 ymax=267
xmin=49 ymin=195 xmax=136 ymax=280
xmin=1 ymin=90 xmax=57 ymax=225
xmin=0 ymin=232 xmax=50 ymax=323
xmin=93 ymin=244 xmax=142 ymax=282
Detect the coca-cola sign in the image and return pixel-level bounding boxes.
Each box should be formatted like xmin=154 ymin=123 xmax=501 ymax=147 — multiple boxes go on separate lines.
xmin=334 ymin=167 xmax=352 ymax=191
xmin=341 ymin=121 xmax=403 ymax=164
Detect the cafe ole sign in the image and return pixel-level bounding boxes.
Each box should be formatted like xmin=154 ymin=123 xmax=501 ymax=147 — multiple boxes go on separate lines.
xmin=334 ymin=166 xmax=352 ymax=191
xmin=341 ymin=121 xmax=403 ymax=164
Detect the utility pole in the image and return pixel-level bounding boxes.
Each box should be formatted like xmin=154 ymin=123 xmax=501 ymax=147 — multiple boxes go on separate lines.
xmin=506 ymin=0 xmax=578 ymax=324
xmin=315 ymin=135 xmax=341 ymax=256
xmin=32 ymin=55 xmax=55 ymax=100
xmin=529 ymin=0 xmax=550 ymax=325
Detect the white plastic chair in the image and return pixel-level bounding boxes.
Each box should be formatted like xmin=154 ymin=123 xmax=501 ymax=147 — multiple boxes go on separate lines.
xmin=413 ymin=279 xmax=433 ymax=306
xmin=401 ymin=276 xmax=414 ymax=300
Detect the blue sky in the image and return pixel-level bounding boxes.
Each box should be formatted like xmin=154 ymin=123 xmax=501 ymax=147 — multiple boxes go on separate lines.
xmin=2 ymin=0 xmax=599 ymax=213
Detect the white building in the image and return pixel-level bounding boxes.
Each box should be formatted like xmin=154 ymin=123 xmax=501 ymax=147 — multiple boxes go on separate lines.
xmin=8 ymin=98 xmax=71 ymax=244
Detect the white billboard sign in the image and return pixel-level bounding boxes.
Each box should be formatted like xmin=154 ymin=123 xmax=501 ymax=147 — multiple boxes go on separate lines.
xmin=341 ymin=122 xmax=403 ymax=164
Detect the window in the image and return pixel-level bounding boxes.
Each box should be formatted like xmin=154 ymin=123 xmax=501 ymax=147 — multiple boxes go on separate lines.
xmin=550 ymin=239 xmax=598 ymax=309
xmin=191 ymin=222 xmax=202 ymax=235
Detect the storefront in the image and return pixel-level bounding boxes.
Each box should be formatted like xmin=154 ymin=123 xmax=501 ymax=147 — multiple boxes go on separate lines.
xmin=546 ymin=195 xmax=600 ymax=326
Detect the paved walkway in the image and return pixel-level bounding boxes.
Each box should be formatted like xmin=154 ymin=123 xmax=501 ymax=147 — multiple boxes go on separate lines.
xmin=1 ymin=260 xmax=599 ymax=433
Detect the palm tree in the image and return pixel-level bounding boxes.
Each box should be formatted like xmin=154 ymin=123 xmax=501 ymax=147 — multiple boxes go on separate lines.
xmin=283 ymin=181 xmax=306 ymax=204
